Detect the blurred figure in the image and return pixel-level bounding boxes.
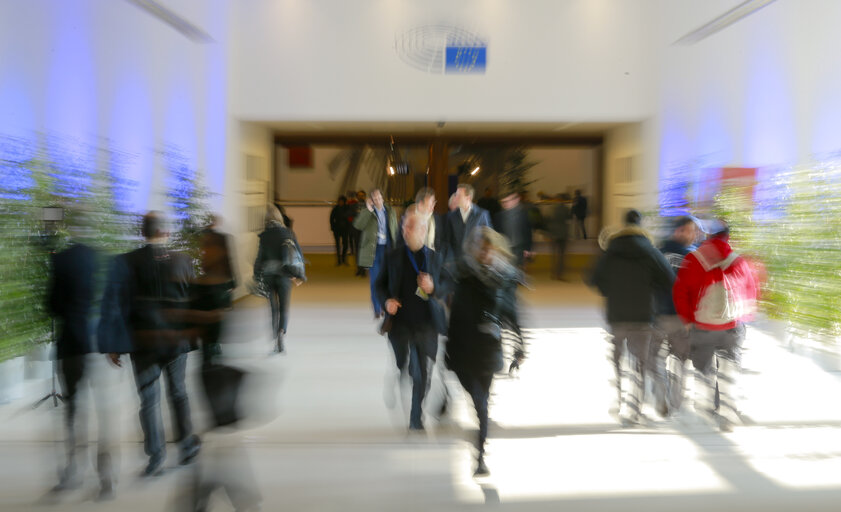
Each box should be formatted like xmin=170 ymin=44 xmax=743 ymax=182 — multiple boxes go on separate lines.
xmin=590 ymin=210 xmax=674 ymax=426
xmin=46 ymin=211 xmax=114 ymax=500
xmin=105 ymin=211 xmax=200 ymax=477
xmin=673 ymin=220 xmax=758 ymax=432
xmin=476 ymin=187 xmax=501 ymax=217
xmin=446 ymin=227 xmax=524 ymax=477
xmin=443 ymin=184 xmax=491 ymax=267
xmin=254 ymin=205 xmax=306 ymax=354
xmin=493 ymin=189 xmax=533 ymax=267
xmin=548 ymin=193 xmax=571 ymax=280
xmin=398 ymin=188 xmax=443 ymax=251
xmin=572 ymin=189 xmax=588 ymax=239
xmin=448 ymin=193 xmax=458 ymax=212
xmin=352 ymin=190 xmax=367 ymax=276
xmin=195 ymin=215 xmax=237 ymax=361
xmin=375 ymin=211 xmax=448 ymax=431
xmin=330 ymin=195 xmax=350 ymax=266
xmin=353 ymin=189 xmax=397 ymax=318
xmin=652 ymin=216 xmax=699 ymax=416
xmin=186 ymin=228 xmax=261 ymax=512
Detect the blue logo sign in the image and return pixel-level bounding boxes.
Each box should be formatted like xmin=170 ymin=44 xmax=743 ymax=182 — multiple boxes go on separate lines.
xmin=395 ymin=25 xmax=487 ymax=75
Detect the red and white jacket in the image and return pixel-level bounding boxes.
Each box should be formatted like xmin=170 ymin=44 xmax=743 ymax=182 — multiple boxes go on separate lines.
xmin=673 ymin=237 xmax=758 ymax=331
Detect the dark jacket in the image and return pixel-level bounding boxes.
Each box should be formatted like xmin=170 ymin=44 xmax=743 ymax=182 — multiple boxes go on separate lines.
xmin=446 ymin=259 xmax=522 ymax=375
xmin=549 ymin=202 xmax=571 ymax=241
xmin=254 ymin=223 xmax=306 ymax=281
xmin=590 ymin=226 xmax=674 ymax=324
xmin=330 ymin=204 xmax=349 ymax=234
xmin=375 ymin=243 xmax=449 ymax=336
xmin=97 ymin=254 xmax=133 ymax=354
xmin=48 ymin=243 xmax=98 ymax=358
xmin=97 ymin=244 xmax=193 ymax=355
xmin=493 ymin=205 xmax=533 ymax=266
xmin=656 ymin=238 xmax=693 ymax=315
xmin=443 ymin=205 xmax=492 ymax=265
xmin=572 ymin=195 xmax=588 ymax=220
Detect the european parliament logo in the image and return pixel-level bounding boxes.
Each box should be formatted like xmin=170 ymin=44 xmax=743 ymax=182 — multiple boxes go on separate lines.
xmin=395 ymin=25 xmax=487 ymax=75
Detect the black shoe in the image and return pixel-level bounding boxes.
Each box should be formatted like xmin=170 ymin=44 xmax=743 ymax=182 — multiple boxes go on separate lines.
xmin=273 ymin=332 xmax=286 ymax=354
xmin=141 ymin=459 xmax=164 ymax=478
xmin=474 ymin=456 xmax=490 ymax=477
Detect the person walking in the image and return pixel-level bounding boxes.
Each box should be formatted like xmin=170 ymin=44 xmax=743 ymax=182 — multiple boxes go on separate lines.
xmin=590 ymin=210 xmax=674 ymax=426
xmin=47 ymin=214 xmax=115 ymax=500
xmin=493 ymin=189 xmax=533 ymax=268
xmin=375 ymin=211 xmax=448 ymax=431
xmin=446 ymin=227 xmax=524 ymax=476
xmin=443 ymin=184 xmax=491 ymax=267
xmin=330 ymin=195 xmax=350 ymax=266
xmin=548 ymin=193 xmax=571 ymax=280
xmin=673 ymin=219 xmax=758 ymax=432
xmin=572 ymin=189 xmax=588 ymax=239
xmin=254 ymin=205 xmax=306 ymax=354
xmin=103 ymin=211 xmax=200 ymax=477
xmin=353 ymin=189 xmax=397 ymax=318
xmin=653 ymin=216 xmax=699 ymax=417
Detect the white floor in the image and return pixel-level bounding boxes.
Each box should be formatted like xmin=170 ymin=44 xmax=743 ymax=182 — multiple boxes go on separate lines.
xmin=3 ymin=280 xmax=841 ymax=511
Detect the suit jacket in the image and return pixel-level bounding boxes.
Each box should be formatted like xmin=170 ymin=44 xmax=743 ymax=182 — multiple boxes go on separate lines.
xmin=375 ymin=243 xmax=449 ymax=335
xmin=493 ymin=205 xmax=533 ymax=266
xmin=48 ymin=243 xmax=98 ymax=358
xmin=353 ymin=205 xmax=398 ymax=267
xmin=443 ymin=204 xmax=492 ymax=265
xmin=98 ymin=244 xmax=194 ymax=355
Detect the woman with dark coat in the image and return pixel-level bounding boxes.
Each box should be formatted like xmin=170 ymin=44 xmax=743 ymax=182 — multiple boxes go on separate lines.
xmin=446 ymin=227 xmax=524 ymax=477
xmin=254 ymin=205 xmax=306 ymax=353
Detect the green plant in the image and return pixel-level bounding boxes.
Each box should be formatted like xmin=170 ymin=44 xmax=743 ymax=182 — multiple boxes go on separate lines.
xmin=713 ymin=164 xmax=841 ymax=340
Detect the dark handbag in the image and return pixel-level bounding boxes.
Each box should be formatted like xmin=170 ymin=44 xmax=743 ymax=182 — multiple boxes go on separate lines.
xmin=200 ymin=362 xmax=246 ymax=428
xmin=280 ymin=239 xmax=306 ymax=280
xmin=378 ymin=315 xmax=393 ymax=336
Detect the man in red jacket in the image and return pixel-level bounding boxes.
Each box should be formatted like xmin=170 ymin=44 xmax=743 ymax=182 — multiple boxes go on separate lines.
xmin=673 ymin=220 xmax=758 ymax=432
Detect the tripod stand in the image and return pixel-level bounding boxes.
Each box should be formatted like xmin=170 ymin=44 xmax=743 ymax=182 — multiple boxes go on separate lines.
xmin=32 ymin=319 xmax=64 ymax=409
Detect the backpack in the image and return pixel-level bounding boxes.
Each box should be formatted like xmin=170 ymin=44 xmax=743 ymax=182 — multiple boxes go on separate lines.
xmin=694 ymin=252 xmax=751 ymax=325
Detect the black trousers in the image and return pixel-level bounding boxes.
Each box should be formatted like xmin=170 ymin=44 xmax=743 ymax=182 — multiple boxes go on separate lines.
xmin=266 ymin=275 xmax=293 ymax=337
xmin=57 ymin=355 xmax=113 ymax=486
xmin=333 ymin=231 xmax=349 ymax=264
xmin=388 ymin=323 xmax=438 ymax=429
xmin=454 ymin=369 xmax=494 ymax=456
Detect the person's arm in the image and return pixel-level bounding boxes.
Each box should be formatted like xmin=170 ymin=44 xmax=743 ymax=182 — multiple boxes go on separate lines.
xmin=353 ymin=209 xmax=375 ymax=231
xmin=589 ymin=253 xmax=608 ymax=296
xmin=374 ymin=253 xmax=396 ymax=315
xmin=650 ymin=246 xmax=676 ymax=292
xmin=672 ymin=254 xmax=700 ymax=325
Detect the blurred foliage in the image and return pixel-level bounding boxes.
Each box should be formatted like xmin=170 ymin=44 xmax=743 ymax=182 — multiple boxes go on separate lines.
xmin=162 ymin=145 xmax=213 ymax=275
xmin=713 ymin=165 xmax=841 ymax=340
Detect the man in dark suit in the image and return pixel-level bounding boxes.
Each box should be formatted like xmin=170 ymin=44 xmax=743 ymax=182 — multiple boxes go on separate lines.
xmin=102 ymin=212 xmax=199 ymax=477
xmin=376 ymin=211 xmax=449 ymax=431
xmin=47 ymin=219 xmax=115 ymax=500
xmin=494 ymin=189 xmax=534 ymax=268
xmin=443 ymin=184 xmax=492 ymax=267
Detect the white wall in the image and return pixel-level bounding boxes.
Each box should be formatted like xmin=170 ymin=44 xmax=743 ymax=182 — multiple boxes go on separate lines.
xmin=231 ymin=0 xmax=657 ymax=123
xmin=655 ymin=0 xmax=841 ymax=194
xmin=0 ymin=0 xmax=231 ymax=213
xmin=603 ymin=122 xmax=657 ymax=228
